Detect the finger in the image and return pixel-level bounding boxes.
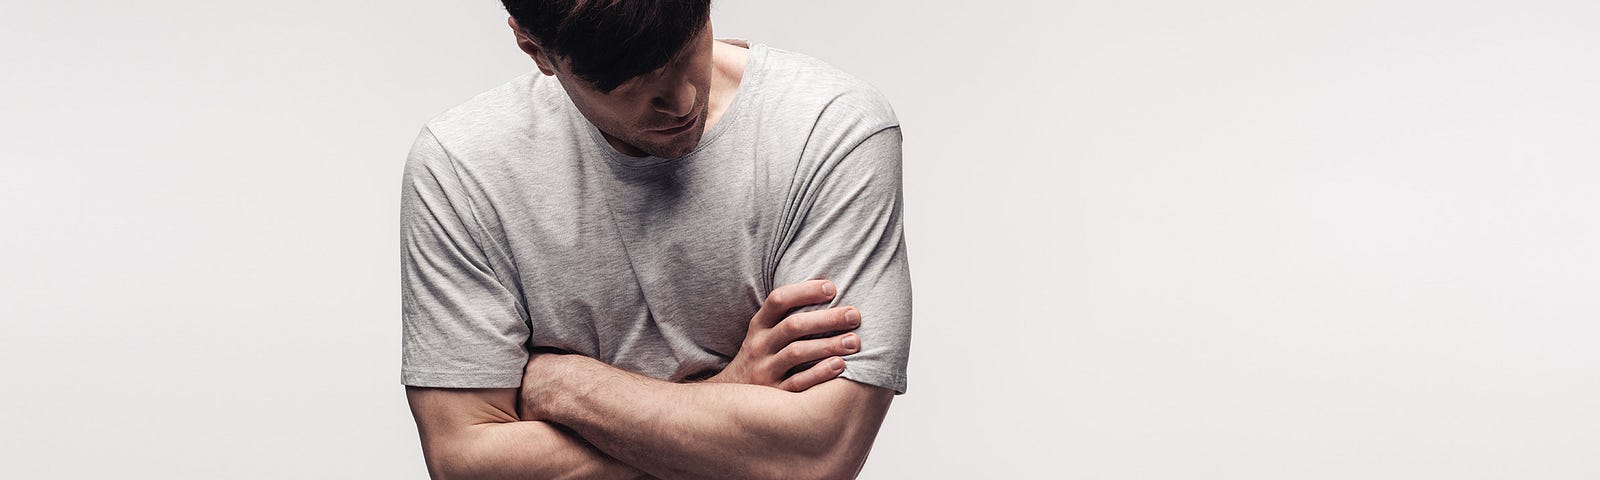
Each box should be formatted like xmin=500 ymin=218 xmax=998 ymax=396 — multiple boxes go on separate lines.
xmin=776 ymin=306 xmax=860 ymax=344
xmin=776 ymin=332 xmax=860 ymax=371
xmin=778 ymin=357 xmax=846 ymax=392
xmin=753 ymin=279 xmax=837 ymax=327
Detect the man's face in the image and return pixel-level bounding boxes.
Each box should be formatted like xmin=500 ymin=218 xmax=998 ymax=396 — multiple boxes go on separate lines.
xmin=518 ymin=20 xmax=715 ymax=159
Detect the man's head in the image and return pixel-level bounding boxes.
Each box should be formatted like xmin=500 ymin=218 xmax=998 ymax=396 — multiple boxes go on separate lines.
xmin=504 ymin=0 xmax=715 ymax=159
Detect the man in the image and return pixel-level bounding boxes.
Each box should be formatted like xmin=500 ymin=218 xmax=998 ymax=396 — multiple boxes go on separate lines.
xmin=399 ymin=1 xmax=911 ymax=478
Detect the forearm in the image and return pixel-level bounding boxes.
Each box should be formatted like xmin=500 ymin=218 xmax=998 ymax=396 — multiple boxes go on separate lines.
xmin=527 ymin=356 xmax=886 ymax=480
xmin=436 ymin=421 xmax=648 ymax=480
xmin=407 ymin=387 xmax=649 ymax=480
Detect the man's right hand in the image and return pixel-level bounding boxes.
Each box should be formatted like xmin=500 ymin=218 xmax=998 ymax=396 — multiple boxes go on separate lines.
xmin=706 ymin=279 xmax=862 ymax=392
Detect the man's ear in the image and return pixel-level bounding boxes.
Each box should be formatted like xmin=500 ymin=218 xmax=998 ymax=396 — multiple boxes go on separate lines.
xmin=508 ymin=17 xmax=557 ymax=76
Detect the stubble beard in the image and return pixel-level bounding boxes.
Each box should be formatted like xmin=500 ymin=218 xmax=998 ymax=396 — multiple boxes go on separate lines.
xmin=631 ymin=98 xmax=709 ymax=159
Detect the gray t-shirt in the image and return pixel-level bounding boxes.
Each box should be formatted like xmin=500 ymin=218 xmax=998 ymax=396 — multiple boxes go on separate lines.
xmin=399 ymin=39 xmax=911 ymax=394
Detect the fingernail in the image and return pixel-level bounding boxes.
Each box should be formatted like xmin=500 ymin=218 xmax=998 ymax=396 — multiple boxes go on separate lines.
xmin=822 ymin=281 xmax=836 ymax=297
xmin=831 ymin=358 xmax=846 ymax=371
xmin=846 ymin=308 xmax=860 ymax=326
xmin=842 ymin=334 xmax=859 ymax=350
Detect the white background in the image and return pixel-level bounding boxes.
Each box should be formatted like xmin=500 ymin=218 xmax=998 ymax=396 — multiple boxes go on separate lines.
xmin=3 ymin=1 xmax=1598 ymax=478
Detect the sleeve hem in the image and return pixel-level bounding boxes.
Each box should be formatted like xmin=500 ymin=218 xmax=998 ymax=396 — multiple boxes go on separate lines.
xmin=401 ymin=370 xmax=523 ymax=389
xmin=839 ymin=364 xmax=908 ymax=395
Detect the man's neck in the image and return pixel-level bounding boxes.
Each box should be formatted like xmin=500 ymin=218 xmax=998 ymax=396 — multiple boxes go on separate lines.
xmin=704 ymin=39 xmax=750 ymax=134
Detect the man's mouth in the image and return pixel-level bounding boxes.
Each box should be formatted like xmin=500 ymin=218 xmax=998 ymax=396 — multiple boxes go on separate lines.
xmin=650 ymin=113 xmax=697 ymax=134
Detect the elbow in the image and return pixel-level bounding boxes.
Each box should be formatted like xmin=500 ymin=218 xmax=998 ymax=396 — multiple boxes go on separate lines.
xmin=418 ymin=432 xmax=494 ymax=480
xmin=424 ymin=449 xmax=506 ymax=480
xmin=741 ymin=381 xmax=894 ymax=480
xmin=770 ymin=398 xmax=889 ymax=479
xmin=815 ymin=442 xmax=874 ymax=480
xmin=759 ymin=425 xmax=874 ymax=480
xmin=418 ymin=442 xmax=465 ymax=480
xmin=760 ymin=450 xmax=867 ymax=480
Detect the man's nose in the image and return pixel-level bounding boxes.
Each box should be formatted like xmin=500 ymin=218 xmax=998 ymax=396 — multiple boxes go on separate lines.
xmin=650 ymin=78 xmax=697 ymax=119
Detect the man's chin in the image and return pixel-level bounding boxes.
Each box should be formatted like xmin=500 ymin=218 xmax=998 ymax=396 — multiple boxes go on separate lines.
xmin=643 ymin=133 xmax=703 ymax=159
xmin=656 ymin=148 xmax=695 ymax=159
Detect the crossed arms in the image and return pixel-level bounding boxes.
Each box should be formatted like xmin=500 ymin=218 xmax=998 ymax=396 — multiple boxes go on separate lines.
xmin=406 ymin=280 xmax=895 ymax=480
xmin=400 ymin=119 xmax=909 ymax=479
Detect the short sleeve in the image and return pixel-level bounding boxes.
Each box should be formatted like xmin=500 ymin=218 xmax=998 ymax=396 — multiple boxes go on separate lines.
xmin=772 ymin=126 xmax=913 ymax=394
xmin=399 ymin=127 xmax=530 ymax=388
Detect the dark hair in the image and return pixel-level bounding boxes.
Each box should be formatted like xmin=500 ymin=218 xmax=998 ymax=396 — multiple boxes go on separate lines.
xmin=503 ymin=0 xmax=712 ymax=93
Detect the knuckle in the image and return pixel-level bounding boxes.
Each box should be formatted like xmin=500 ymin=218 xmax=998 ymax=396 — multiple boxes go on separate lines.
xmin=764 ymin=330 xmax=786 ymax=349
xmin=777 ymin=316 xmax=806 ymax=338
xmin=794 ymin=368 xmax=821 ymax=386
xmin=790 ymin=313 xmax=815 ymax=331
xmin=797 ymin=341 xmax=824 ymax=359
xmin=757 ymin=357 xmax=779 ymax=376
xmin=776 ymin=345 xmax=802 ymax=366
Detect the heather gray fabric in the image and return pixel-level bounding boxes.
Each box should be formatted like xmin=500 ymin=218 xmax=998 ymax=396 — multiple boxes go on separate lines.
xmin=399 ymin=40 xmax=911 ymax=394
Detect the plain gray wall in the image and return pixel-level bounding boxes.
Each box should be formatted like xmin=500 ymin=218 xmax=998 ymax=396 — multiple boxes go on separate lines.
xmin=2 ymin=0 xmax=1597 ymax=478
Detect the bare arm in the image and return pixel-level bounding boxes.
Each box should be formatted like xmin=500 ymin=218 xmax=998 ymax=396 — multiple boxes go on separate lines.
xmin=505 ymin=123 xmax=910 ymax=480
xmin=406 ymin=281 xmax=865 ymax=479
xmin=522 ymin=354 xmax=894 ymax=480
xmin=402 ymin=128 xmax=638 ymax=479
xmin=406 ymin=387 xmax=649 ymax=480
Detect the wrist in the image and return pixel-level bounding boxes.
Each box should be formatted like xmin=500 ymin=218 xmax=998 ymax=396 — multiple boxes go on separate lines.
xmin=522 ymin=353 xmax=590 ymax=420
xmin=702 ymin=367 xmax=733 ymax=384
xmin=704 ymin=354 xmax=751 ymax=385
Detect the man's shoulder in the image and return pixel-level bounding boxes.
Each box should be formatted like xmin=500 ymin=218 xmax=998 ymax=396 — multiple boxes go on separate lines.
xmin=419 ymin=71 xmax=573 ymax=162
xmin=741 ymin=44 xmax=899 ymax=166
xmin=753 ymin=44 xmax=899 ymax=132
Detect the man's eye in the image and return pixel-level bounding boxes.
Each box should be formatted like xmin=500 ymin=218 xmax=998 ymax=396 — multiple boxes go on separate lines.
xmin=607 ymin=78 xmax=643 ymax=95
